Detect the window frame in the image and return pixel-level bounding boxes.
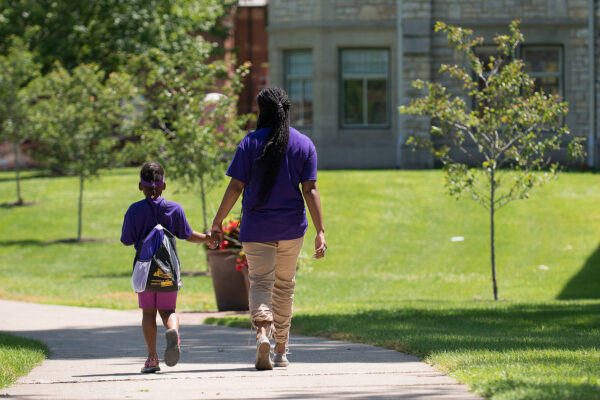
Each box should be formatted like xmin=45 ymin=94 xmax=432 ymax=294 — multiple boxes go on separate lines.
xmin=519 ymin=44 xmax=564 ymax=98
xmin=339 ymin=48 xmax=391 ymax=129
xmin=284 ymin=49 xmax=314 ymax=128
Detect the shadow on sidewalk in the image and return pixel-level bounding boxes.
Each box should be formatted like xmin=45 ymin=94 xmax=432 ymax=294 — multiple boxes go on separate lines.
xmin=7 ymin=324 xmax=404 ymax=365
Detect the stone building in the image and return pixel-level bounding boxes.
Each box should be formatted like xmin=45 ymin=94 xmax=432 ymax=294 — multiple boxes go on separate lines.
xmin=266 ymin=0 xmax=599 ymax=169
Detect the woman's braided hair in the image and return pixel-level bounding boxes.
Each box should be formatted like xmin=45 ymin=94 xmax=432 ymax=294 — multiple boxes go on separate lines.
xmin=253 ymin=87 xmax=291 ymax=209
xmin=140 ymin=161 xmax=165 ymax=199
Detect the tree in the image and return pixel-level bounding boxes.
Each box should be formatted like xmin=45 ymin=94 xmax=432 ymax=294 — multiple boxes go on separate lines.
xmin=0 ymin=35 xmax=41 ymax=205
xmin=0 ymin=0 xmax=235 ymax=73
xmin=127 ymin=37 xmax=251 ymax=232
xmin=399 ymin=21 xmax=585 ymax=300
xmin=32 ymin=64 xmax=138 ymax=240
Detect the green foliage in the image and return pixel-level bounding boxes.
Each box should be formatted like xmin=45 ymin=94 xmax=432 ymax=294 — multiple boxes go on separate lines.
xmin=0 ymin=0 xmax=236 ymax=73
xmin=0 ymin=35 xmax=41 ymax=204
xmin=399 ymin=21 xmax=585 ymax=299
xmin=31 ymin=64 xmax=139 ymax=239
xmin=0 ymin=333 xmax=48 ymax=389
xmin=128 ymin=38 xmax=251 ymax=230
xmin=32 ymin=64 xmax=138 ymax=178
xmin=0 ymin=35 xmax=40 ymax=144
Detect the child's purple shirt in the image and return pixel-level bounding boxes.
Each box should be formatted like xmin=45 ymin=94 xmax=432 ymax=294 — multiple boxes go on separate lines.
xmin=120 ymin=197 xmax=193 ymax=250
xmin=226 ymin=127 xmax=318 ymax=243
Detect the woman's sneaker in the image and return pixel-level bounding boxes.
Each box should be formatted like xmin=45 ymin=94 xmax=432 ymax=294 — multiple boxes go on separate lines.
xmin=273 ymin=352 xmax=289 ymax=367
xmin=255 ymin=333 xmax=273 ymax=370
xmin=141 ymin=355 xmax=160 ymax=373
xmin=164 ymin=329 xmax=180 ymax=367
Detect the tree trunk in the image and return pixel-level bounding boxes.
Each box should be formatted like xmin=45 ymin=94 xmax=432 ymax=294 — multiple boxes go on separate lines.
xmin=77 ymin=174 xmax=84 ymax=241
xmin=490 ymin=168 xmax=498 ymax=301
xmin=199 ymin=175 xmax=208 ymax=233
xmin=12 ymin=143 xmax=23 ymax=205
xmin=199 ymin=174 xmax=209 ymax=269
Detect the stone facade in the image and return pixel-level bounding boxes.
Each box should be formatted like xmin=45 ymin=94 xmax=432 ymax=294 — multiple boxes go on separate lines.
xmin=268 ymin=0 xmax=599 ymax=168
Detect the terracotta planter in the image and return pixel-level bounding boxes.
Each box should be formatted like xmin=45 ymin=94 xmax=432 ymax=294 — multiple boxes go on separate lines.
xmin=206 ymin=248 xmax=249 ymax=311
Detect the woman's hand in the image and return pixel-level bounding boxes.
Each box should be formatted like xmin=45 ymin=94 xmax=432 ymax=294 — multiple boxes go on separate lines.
xmin=313 ymin=230 xmax=327 ymax=259
xmin=208 ymin=221 xmax=223 ymax=249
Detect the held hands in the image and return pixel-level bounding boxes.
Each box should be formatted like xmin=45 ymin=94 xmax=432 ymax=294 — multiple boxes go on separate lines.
xmin=313 ymin=231 xmax=327 ymax=259
xmin=207 ymin=221 xmax=223 ymax=249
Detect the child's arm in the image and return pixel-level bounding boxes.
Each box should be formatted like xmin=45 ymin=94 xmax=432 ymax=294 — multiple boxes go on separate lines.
xmin=186 ymin=231 xmax=210 ymax=244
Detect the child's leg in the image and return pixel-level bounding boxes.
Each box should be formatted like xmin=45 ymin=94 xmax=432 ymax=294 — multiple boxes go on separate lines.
xmin=158 ymin=309 xmax=178 ymax=330
xmin=141 ymin=307 xmax=158 ymax=357
xmin=156 ymin=291 xmax=178 ymax=330
xmin=157 ymin=292 xmax=180 ymax=367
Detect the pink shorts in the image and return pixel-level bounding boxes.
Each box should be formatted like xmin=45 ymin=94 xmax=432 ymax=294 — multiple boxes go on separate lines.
xmin=138 ymin=291 xmax=178 ymax=310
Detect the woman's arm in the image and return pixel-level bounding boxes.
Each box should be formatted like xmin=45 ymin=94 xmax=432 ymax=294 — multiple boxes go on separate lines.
xmin=301 ymin=180 xmax=327 ymax=259
xmin=210 ymin=178 xmax=246 ymax=244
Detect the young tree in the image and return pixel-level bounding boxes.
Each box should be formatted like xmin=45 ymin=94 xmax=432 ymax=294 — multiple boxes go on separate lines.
xmin=32 ymin=64 xmax=138 ymax=240
xmin=129 ymin=37 xmax=251 ymax=232
xmin=0 ymin=36 xmax=41 ymax=205
xmin=399 ymin=21 xmax=584 ymax=300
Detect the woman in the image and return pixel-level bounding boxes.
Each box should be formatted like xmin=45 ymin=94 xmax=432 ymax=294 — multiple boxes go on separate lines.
xmin=210 ymin=87 xmax=326 ymax=370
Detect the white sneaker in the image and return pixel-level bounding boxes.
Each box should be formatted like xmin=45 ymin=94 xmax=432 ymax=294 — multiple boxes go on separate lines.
xmin=273 ymin=352 xmax=289 ymax=367
xmin=255 ymin=333 xmax=273 ymax=370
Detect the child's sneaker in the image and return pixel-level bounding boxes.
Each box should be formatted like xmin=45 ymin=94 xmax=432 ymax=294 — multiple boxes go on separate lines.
xmin=164 ymin=328 xmax=180 ymax=367
xmin=141 ymin=355 xmax=160 ymax=373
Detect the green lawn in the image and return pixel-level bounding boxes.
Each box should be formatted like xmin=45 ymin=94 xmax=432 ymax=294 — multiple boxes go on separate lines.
xmin=0 ymin=333 xmax=48 ymax=389
xmin=1 ymin=168 xmax=600 ymax=398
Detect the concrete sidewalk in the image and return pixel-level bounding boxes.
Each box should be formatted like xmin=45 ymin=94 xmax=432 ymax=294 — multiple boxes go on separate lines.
xmin=0 ymin=300 xmax=481 ymax=399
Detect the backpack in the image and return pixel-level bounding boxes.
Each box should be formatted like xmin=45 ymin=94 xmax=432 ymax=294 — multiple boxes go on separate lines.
xmin=130 ymin=198 xmax=182 ymax=293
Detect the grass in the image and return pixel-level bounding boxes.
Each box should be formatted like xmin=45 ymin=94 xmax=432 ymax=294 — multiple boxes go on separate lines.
xmin=2 ymin=168 xmax=600 ymax=398
xmin=0 ymin=333 xmax=49 ymax=389
xmin=207 ymin=301 xmax=600 ymax=400
xmin=0 ymin=168 xmax=224 ymax=310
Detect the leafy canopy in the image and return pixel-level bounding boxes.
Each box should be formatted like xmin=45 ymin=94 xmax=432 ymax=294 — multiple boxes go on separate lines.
xmin=0 ymin=0 xmax=235 ymax=73
xmin=31 ymin=63 xmax=139 ymax=177
xmin=0 ymin=35 xmax=40 ymax=145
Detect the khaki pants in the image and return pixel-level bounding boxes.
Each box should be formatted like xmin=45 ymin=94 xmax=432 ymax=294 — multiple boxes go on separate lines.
xmin=242 ymin=236 xmax=304 ymax=344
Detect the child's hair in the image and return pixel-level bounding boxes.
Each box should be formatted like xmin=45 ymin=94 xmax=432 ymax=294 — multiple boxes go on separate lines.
xmin=140 ymin=161 xmax=165 ymax=200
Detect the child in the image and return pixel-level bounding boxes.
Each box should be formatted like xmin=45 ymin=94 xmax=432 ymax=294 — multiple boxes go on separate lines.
xmin=121 ymin=161 xmax=212 ymax=373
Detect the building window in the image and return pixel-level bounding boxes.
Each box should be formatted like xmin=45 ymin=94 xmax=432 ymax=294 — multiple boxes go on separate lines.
xmin=284 ymin=50 xmax=313 ymax=127
xmin=341 ymin=49 xmax=389 ymax=127
xmin=522 ymin=46 xmax=562 ymax=96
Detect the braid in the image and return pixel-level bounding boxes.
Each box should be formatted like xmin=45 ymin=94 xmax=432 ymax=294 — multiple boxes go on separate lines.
xmin=253 ymin=87 xmax=291 ymax=209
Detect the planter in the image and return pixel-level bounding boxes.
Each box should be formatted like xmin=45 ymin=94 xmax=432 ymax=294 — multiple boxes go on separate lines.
xmin=206 ymin=248 xmax=249 ymax=311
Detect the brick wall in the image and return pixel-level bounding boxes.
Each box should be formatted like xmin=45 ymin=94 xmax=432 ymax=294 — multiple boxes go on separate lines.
xmin=269 ymin=0 xmax=317 ymax=22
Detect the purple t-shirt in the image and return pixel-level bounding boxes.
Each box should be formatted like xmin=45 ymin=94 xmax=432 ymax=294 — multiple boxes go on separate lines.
xmin=226 ymin=127 xmax=318 ymax=243
xmin=120 ymin=196 xmax=193 ymax=251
